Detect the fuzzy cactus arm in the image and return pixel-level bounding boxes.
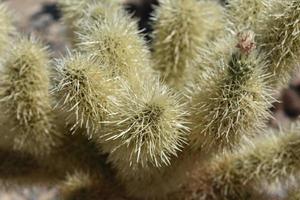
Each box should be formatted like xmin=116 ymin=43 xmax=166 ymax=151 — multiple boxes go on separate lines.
xmin=189 ymin=32 xmax=273 ymax=151
xmin=101 ymin=78 xmax=188 ymax=169
xmin=58 ymin=0 xmax=90 ymax=43
xmin=77 ymin=6 xmax=151 ymax=79
xmin=0 ymin=3 xmax=15 ymax=54
xmin=59 ymin=171 xmax=125 ymax=200
xmin=76 ymin=1 xmax=121 ymax=28
xmin=52 ymin=52 xmax=115 ymax=135
xmin=59 ymin=172 xmax=100 ymax=200
xmin=97 ymin=77 xmax=189 ymax=198
xmin=226 ymin=0 xmax=266 ymax=31
xmin=181 ymin=126 xmax=300 ymax=200
xmin=58 ymin=0 xmax=121 ymax=44
xmin=58 ymin=0 xmax=89 ymax=23
xmin=151 ymin=0 xmax=214 ymax=88
xmin=257 ymin=0 xmax=300 ymax=87
xmin=0 ymin=37 xmax=58 ymax=156
xmin=59 ymin=0 xmax=120 ymax=25
xmin=204 ymin=1 xmax=226 ymax=40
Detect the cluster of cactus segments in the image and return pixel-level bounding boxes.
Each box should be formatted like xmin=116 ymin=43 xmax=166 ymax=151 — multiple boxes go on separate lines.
xmin=1 ymin=0 xmax=300 ymax=199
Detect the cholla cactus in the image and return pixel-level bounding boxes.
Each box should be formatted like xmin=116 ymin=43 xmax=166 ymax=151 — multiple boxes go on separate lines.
xmin=179 ymin=126 xmax=300 ymax=200
xmin=257 ymin=0 xmax=300 ymax=87
xmin=152 ymin=0 xmax=224 ymax=88
xmin=0 ymin=4 xmax=14 ymax=54
xmin=0 ymin=37 xmax=57 ymax=156
xmin=59 ymin=171 xmax=124 ymax=200
xmin=53 ymin=52 xmax=114 ymax=134
xmin=189 ymin=31 xmax=272 ymax=151
xmin=226 ymin=0 xmax=266 ymax=30
xmin=77 ymin=6 xmax=151 ymax=79
xmin=58 ymin=0 xmax=89 ymax=43
xmin=58 ymin=0 xmax=120 ymax=43
xmin=101 ymin=78 xmax=188 ymax=170
xmin=1 ymin=0 xmax=300 ymax=200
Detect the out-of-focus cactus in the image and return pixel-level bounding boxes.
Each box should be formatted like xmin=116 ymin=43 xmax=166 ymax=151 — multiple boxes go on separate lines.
xmin=58 ymin=0 xmax=120 ymax=44
xmin=257 ymin=0 xmax=300 ymax=87
xmin=1 ymin=0 xmax=300 ymax=200
xmin=77 ymin=7 xmax=151 ymax=80
xmin=287 ymin=188 xmax=300 ymax=200
xmin=152 ymin=0 xmax=223 ymax=89
xmin=59 ymin=171 xmax=124 ymax=200
xmin=226 ymin=0 xmax=266 ymax=30
xmin=0 ymin=3 xmax=14 ymax=54
xmin=58 ymin=0 xmax=90 ymax=43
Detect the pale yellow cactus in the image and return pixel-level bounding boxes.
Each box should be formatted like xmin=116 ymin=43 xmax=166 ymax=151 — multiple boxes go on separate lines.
xmin=0 ymin=1 xmax=299 ymax=200
xmin=0 ymin=37 xmax=58 ymax=156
